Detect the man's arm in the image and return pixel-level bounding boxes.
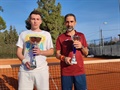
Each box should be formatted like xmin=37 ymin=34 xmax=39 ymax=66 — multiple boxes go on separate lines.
xmin=73 ymin=40 xmax=88 ymax=57
xmin=56 ymin=50 xmax=67 ymax=61
xmin=40 ymin=48 xmax=54 ymax=56
xmin=56 ymin=50 xmax=62 ymax=60
xmin=16 ymin=47 xmax=24 ymax=61
xmin=33 ymin=48 xmax=54 ymax=56
xmin=16 ymin=46 xmax=31 ymax=69
xmin=80 ymin=47 xmax=89 ymax=57
xmin=56 ymin=50 xmax=72 ymax=65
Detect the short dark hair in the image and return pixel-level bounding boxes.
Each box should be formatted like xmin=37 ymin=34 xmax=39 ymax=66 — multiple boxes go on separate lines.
xmin=29 ymin=10 xmax=42 ymax=19
xmin=26 ymin=10 xmax=42 ymax=30
xmin=64 ymin=13 xmax=76 ymax=22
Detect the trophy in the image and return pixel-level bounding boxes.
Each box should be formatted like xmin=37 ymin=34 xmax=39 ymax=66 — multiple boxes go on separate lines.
xmin=71 ymin=35 xmax=80 ymax=64
xmin=30 ymin=36 xmax=41 ymax=69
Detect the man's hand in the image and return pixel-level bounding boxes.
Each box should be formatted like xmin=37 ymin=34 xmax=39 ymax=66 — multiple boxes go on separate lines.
xmin=22 ymin=59 xmax=32 ymax=70
xmin=73 ymin=40 xmax=83 ymax=49
xmin=25 ymin=62 xmax=32 ymax=70
xmin=64 ymin=57 xmax=73 ymax=65
xmin=33 ymin=47 xmax=41 ymax=55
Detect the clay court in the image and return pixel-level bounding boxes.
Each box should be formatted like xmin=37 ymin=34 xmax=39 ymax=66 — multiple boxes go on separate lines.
xmin=0 ymin=57 xmax=120 ymax=90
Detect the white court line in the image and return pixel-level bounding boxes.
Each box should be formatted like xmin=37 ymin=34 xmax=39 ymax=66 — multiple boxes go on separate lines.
xmin=84 ymin=59 xmax=120 ymax=64
xmin=0 ymin=65 xmax=11 ymax=68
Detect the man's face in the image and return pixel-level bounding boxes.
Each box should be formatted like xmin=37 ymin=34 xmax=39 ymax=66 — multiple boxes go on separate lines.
xmin=29 ymin=14 xmax=42 ymax=30
xmin=65 ymin=16 xmax=76 ymax=32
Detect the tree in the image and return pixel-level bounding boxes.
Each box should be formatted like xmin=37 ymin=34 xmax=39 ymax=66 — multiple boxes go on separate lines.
xmin=0 ymin=30 xmax=5 ymax=44
xmin=4 ymin=26 xmax=18 ymax=44
xmin=26 ymin=0 xmax=66 ymax=46
xmin=0 ymin=16 xmax=6 ymax=30
xmin=0 ymin=6 xmax=6 ymax=31
xmin=0 ymin=6 xmax=4 ymax=12
xmin=12 ymin=27 xmax=18 ymax=43
xmin=4 ymin=30 xmax=9 ymax=44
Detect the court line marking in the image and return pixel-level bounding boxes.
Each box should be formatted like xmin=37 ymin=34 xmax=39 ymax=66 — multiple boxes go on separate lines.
xmin=0 ymin=65 xmax=11 ymax=68
xmin=84 ymin=59 xmax=120 ymax=64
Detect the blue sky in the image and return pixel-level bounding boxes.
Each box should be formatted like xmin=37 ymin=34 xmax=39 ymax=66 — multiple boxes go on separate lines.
xmin=0 ymin=0 xmax=120 ymax=42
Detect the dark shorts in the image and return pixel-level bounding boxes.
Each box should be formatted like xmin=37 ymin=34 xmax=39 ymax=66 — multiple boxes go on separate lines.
xmin=61 ymin=74 xmax=87 ymax=90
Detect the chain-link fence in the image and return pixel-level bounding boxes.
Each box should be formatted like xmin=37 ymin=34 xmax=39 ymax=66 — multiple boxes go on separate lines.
xmin=88 ymin=37 xmax=120 ymax=57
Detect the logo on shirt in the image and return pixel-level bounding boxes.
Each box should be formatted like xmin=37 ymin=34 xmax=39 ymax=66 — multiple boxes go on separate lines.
xmin=25 ymin=34 xmax=46 ymax=51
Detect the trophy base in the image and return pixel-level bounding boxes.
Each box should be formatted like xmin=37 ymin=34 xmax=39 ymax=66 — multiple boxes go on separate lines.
xmin=30 ymin=65 xmax=36 ymax=69
xmin=71 ymin=61 xmax=77 ymax=64
xmin=71 ymin=56 xmax=77 ymax=64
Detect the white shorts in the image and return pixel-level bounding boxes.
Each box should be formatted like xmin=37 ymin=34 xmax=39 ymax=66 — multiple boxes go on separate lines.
xmin=18 ymin=66 xmax=49 ymax=90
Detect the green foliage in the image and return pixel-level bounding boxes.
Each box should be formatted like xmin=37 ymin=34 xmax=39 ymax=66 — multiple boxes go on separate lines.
xmin=0 ymin=6 xmax=4 ymax=12
xmin=36 ymin=0 xmax=66 ymax=45
xmin=0 ymin=26 xmax=18 ymax=58
xmin=3 ymin=26 xmax=18 ymax=44
xmin=0 ymin=44 xmax=17 ymax=58
xmin=0 ymin=16 xmax=6 ymax=30
xmin=0 ymin=6 xmax=6 ymax=30
xmin=0 ymin=0 xmax=67 ymax=58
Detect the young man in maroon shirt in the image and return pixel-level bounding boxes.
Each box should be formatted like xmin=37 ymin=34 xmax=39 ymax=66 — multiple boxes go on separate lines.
xmin=56 ymin=13 xmax=88 ymax=90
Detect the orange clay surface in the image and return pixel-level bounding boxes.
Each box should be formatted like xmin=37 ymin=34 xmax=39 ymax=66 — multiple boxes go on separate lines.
xmin=0 ymin=57 xmax=120 ymax=90
xmin=0 ymin=56 xmax=112 ymax=65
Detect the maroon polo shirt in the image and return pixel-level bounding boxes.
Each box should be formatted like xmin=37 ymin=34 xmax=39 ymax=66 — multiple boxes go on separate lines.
xmin=56 ymin=31 xmax=88 ymax=76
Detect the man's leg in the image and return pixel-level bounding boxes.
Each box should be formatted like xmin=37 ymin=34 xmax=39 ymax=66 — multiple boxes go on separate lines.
xmin=61 ymin=76 xmax=73 ymax=90
xmin=18 ymin=71 xmax=34 ymax=90
xmin=74 ymin=74 xmax=87 ymax=90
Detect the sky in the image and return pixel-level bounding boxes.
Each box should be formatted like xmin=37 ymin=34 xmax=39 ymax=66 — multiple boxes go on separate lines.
xmin=0 ymin=0 xmax=120 ymax=42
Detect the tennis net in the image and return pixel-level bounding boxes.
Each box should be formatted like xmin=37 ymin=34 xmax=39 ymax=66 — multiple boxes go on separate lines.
xmin=0 ymin=59 xmax=120 ymax=90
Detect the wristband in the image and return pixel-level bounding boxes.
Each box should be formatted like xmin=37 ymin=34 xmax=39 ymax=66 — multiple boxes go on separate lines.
xmin=80 ymin=46 xmax=84 ymax=50
xmin=60 ymin=55 xmax=65 ymax=61
xmin=22 ymin=59 xmax=28 ymax=64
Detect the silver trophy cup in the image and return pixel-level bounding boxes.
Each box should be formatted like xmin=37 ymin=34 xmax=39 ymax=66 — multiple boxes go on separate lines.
xmin=30 ymin=37 xmax=41 ymax=69
xmin=71 ymin=35 xmax=80 ymax=64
